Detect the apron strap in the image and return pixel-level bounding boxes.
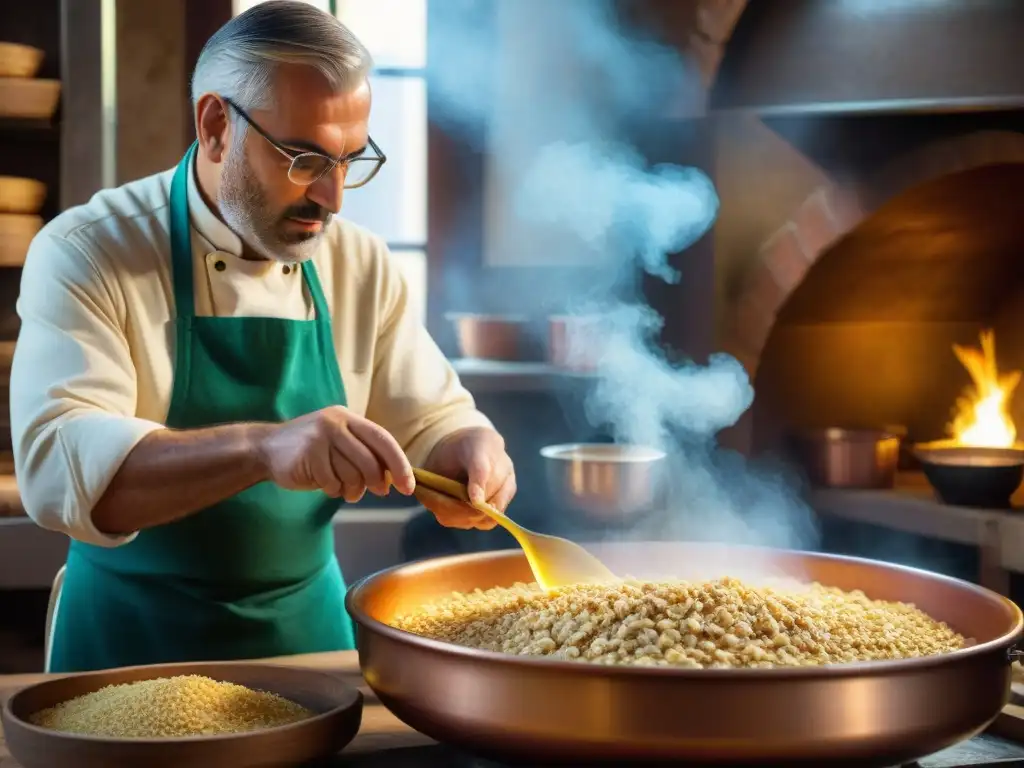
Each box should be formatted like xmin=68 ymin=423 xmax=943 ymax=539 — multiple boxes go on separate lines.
xmin=300 ymin=260 xmax=345 ymax=399
xmin=301 ymin=260 xmax=332 ymax=323
xmin=171 ymin=140 xmax=331 ymax=329
xmin=169 ymin=142 xmax=199 ymax=321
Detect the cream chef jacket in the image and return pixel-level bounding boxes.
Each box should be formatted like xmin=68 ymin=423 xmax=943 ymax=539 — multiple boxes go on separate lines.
xmin=10 ymin=156 xmax=491 ymax=547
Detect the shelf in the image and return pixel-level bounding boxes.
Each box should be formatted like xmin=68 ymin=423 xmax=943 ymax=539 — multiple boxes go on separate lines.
xmin=810 ymin=482 xmax=1004 ymax=547
xmin=0 ymin=117 xmax=59 ymax=140
xmin=792 ymin=472 xmax=1024 ymax=595
xmin=450 ymin=359 xmax=596 ymax=393
xmin=808 ymin=472 xmax=1024 ymax=572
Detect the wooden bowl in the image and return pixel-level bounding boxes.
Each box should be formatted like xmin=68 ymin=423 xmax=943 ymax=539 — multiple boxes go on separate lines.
xmin=1 ymin=661 xmax=364 ymax=768
xmin=0 ymin=341 xmax=16 ymax=373
xmin=0 ymin=43 xmax=44 ymax=78
xmin=0 ymin=213 xmax=42 ymax=267
xmin=0 ymin=77 xmax=61 ymax=119
xmin=0 ymin=176 xmax=47 ymax=214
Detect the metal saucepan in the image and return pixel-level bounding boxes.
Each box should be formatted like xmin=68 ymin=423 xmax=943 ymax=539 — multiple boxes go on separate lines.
xmin=787 ymin=428 xmax=900 ymax=489
xmin=540 ymin=443 xmax=667 ymax=526
xmin=347 ymin=543 xmax=1023 ymax=765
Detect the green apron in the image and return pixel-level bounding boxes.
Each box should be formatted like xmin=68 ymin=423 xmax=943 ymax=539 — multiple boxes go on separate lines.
xmin=49 ymin=143 xmax=356 ymax=673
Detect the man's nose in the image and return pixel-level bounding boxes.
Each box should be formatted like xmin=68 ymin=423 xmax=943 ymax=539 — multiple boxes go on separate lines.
xmin=306 ymin=166 xmax=344 ymax=214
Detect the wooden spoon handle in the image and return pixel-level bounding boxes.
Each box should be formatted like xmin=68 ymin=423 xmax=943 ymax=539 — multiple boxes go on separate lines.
xmin=411 ymin=467 xmax=510 ymax=526
xmin=411 ymin=467 xmax=471 ymax=502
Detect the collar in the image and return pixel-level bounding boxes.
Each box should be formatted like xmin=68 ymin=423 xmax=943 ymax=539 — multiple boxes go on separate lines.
xmin=186 ymin=151 xmax=244 ymax=256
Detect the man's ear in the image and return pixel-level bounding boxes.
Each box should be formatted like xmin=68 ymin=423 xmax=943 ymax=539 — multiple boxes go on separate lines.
xmin=195 ymin=93 xmax=231 ymax=163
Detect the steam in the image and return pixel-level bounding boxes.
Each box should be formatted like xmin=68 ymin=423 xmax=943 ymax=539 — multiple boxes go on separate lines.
xmin=516 ymin=143 xmax=718 ymax=283
xmin=427 ymin=0 xmax=819 ymax=555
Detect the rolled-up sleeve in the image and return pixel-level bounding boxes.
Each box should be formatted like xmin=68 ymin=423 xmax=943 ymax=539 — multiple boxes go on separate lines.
xmin=11 ymin=232 xmax=165 ymax=546
xmin=364 ymin=250 xmax=492 ymax=466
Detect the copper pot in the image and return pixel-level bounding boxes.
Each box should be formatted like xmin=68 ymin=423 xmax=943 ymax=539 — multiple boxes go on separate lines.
xmin=547 ymin=315 xmax=605 ymax=371
xmin=347 ymin=543 xmax=1022 ymax=765
xmin=788 ymin=428 xmax=900 ymax=489
xmin=447 ymin=313 xmax=527 ymax=362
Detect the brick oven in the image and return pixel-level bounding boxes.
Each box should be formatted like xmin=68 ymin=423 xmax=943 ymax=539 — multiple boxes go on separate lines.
xmin=735 ymin=124 xmax=1024 ymax=454
xmin=673 ymin=0 xmax=1024 ymax=603
xmin=701 ymin=1 xmax=1024 ymax=461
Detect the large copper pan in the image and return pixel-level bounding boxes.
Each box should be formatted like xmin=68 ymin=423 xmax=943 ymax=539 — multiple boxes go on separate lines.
xmin=346 ymin=543 xmax=1023 ymax=765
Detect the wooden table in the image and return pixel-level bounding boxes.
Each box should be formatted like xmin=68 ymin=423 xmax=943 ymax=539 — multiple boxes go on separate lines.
xmin=7 ymin=653 xmax=1024 ymax=766
xmin=0 ymin=651 xmax=434 ymax=767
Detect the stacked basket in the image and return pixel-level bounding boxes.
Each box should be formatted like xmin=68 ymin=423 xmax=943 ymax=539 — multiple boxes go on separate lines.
xmin=0 ymin=42 xmax=55 ymax=267
xmin=0 ymin=42 xmax=60 ymax=119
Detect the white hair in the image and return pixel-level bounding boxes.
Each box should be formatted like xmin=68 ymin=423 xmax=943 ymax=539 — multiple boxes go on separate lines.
xmin=191 ymin=0 xmax=373 ymax=119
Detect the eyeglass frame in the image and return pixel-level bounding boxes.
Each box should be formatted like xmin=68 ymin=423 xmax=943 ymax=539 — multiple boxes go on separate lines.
xmin=221 ymin=97 xmax=387 ymax=189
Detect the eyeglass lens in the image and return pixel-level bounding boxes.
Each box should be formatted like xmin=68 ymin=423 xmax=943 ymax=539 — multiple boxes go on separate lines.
xmin=287 ymin=153 xmax=380 ymax=188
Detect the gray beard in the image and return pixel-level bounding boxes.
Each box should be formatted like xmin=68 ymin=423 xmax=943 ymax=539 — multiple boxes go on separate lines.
xmin=219 ymin=143 xmax=324 ymax=263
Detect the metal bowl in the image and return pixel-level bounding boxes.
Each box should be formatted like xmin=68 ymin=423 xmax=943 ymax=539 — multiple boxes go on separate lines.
xmin=914 ymin=444 xmax=1024 ymax=508
xmin=347 ymin=543 xmax=1023 ymax=765
xmin=540 ymin=443 xmax=667 ymax=525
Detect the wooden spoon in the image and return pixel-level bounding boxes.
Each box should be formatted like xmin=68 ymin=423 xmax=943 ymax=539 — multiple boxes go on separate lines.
xmin=412 ymin=467 xmax=617 ymax=591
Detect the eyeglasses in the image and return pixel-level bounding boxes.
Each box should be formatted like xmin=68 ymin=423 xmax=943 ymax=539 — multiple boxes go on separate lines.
xmin=222 ymin=98 xmax=386 ymax=189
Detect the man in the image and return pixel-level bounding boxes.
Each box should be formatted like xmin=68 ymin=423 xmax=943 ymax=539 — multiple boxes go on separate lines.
xmin=10 ymin=0 xmax=514 ymax=674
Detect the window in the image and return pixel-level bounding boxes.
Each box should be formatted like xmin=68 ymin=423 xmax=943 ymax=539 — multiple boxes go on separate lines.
xmin=334 ymin=0 xmax=426 ymax=70
xmin=231 ymin=0 xmax=429 ymax=324
xmin=234 ymin=0 xmax=330 ymax=16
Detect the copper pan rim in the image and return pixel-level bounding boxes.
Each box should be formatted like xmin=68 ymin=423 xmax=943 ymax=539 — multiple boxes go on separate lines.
xmin=346 ymin=544 xmax=1024 ymax=680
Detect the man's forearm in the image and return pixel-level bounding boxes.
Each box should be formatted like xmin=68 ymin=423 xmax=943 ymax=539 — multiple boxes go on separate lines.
xmin=91 ymin=423 xmax=274 ymax=535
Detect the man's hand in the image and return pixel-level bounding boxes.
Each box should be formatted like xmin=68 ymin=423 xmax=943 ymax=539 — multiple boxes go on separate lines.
xmin=416 ymin=427 xmax=516 ymax=530
xmin=257 ymin=406 xmax=416 ymax=502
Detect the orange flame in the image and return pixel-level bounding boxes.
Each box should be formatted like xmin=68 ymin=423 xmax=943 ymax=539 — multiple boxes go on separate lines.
xmin=947 ymin=330 xmax=1020 ymax=448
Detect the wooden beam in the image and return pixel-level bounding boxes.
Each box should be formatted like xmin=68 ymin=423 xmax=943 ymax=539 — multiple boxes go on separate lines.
xmin=59 ymin=0 xmax=105 ymax=208
xmin=424 ymin=0 xmax=496 ymax=348
xmin=183 ymin=0 xmax=233 ymax=145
